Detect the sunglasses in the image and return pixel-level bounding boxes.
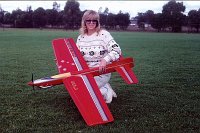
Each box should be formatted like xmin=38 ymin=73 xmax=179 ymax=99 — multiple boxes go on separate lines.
xmin=85 ymin=20 xmax=98 ymax=24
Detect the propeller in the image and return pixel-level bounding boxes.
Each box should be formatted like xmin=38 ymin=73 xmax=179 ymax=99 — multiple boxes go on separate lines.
xmin=32 ymin=73 xmax=35 ymax=91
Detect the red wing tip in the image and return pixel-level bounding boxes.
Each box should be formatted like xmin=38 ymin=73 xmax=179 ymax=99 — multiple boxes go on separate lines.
xmin=131 ymin=81 xmax=139 ymax=84
xmin=86 ymin=119 xmax=114 ymax=126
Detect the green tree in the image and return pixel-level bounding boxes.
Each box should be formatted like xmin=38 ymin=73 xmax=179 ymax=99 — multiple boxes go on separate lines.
xmin=99 ymin=13 xmax=107 ymax=28
xmin=32 ymin=7 xmax=47 ymax=28
xmin=145 ymin=10 xmax=154 ymax=24
xmin=15 ymin=11 xmax=29 ymax=28
xmin=98 ymin=7 xmax=110 ymax=29
xmin=10 ymin=9 xmax=24 ymax=28
xmin=63 ymin=0 xmax=81 ymax=30
xmin=136 ymin=10 xmax=154 ymax=30
xmin=162 ymin=0 xmax=186 ymax=32
xmin=18 ymin=6 xmax=33 ymax=28
xmin=4 ymin=12 xmax=12 ymax=25
xmin=25 ymin=6 xmax=33 ymax=28
xmin=9 ymin=6 xmax=33 ymax=28
xmin=151 ymin=13 xmax=164 ymax=32
xmin=136 ymin=12 xmax=146 ymax=30
xmin=0 ymin=5 xmax=4 ymax=24
xmin=188 ymin=9 xmax=200 ymax=33
xmin=107 ymin=13 xmax=116 ymax=30
xmin=57 ymin=10 xmax=65 ymax=26
xmin=116 ymin=11 xmax=130 ymax=30
xmin=46 ymin=9 xmax=58 ymax=26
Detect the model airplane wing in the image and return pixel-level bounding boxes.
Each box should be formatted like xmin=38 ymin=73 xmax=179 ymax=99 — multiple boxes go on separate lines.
xmin=63 ymin=74 xmax=113 ymax=125
xmin=52 ymin=38 xmax=113 ymax=126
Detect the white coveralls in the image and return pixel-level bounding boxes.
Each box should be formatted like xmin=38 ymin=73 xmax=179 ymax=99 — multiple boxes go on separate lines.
xmin=76 ymin=30 xmax=121 ymax=103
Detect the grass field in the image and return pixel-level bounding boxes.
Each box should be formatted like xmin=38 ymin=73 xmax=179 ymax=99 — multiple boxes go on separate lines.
xmin=0 ymin=28 xmax=200 ymax=132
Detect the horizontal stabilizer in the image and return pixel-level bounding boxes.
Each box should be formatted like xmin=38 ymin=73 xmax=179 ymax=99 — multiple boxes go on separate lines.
xmin=115 ymin=65 xmax=138 ymax=84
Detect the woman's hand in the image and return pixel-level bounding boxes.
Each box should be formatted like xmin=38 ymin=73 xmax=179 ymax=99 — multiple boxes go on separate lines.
xmin=99 ymin=59 xmax=107 ymax=73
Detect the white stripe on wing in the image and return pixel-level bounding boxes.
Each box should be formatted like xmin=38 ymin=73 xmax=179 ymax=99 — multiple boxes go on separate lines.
xmin=64 ymin=39 xmax=108 ymax=121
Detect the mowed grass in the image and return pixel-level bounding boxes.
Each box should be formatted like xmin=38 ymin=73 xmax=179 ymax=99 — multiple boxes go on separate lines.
xmin=0 ymin=28 xmax=200 ymax=132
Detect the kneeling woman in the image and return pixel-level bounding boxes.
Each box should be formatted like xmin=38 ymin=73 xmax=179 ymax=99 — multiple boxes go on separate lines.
xmin=76 ymin=10 xmax=121 ymax=103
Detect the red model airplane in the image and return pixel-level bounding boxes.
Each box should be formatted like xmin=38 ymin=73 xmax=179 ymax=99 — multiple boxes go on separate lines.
xmin=28 ymin=38 xmax=138 ymax=126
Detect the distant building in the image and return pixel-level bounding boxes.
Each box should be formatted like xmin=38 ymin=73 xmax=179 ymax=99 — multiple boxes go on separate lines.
xmin=130 ymin=17 xmax=138 ymax=26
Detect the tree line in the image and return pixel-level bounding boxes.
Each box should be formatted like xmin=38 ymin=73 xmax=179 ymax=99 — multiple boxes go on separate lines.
xmin=0 ymin=0 xmax=130 ymax=30
xmin=0 ymin=0 xmax=200 ymax=32
xmin=136 ymin=0 xmax=200 ymax=32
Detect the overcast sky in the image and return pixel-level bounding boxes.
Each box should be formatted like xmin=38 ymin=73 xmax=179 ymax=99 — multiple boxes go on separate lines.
xmin=0 ymin=1 xmax=200 ymax=17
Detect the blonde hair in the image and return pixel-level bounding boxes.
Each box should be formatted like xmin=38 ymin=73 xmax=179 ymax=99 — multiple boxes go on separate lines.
xmin=79 ymin=10 xmax=101 ymax=35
